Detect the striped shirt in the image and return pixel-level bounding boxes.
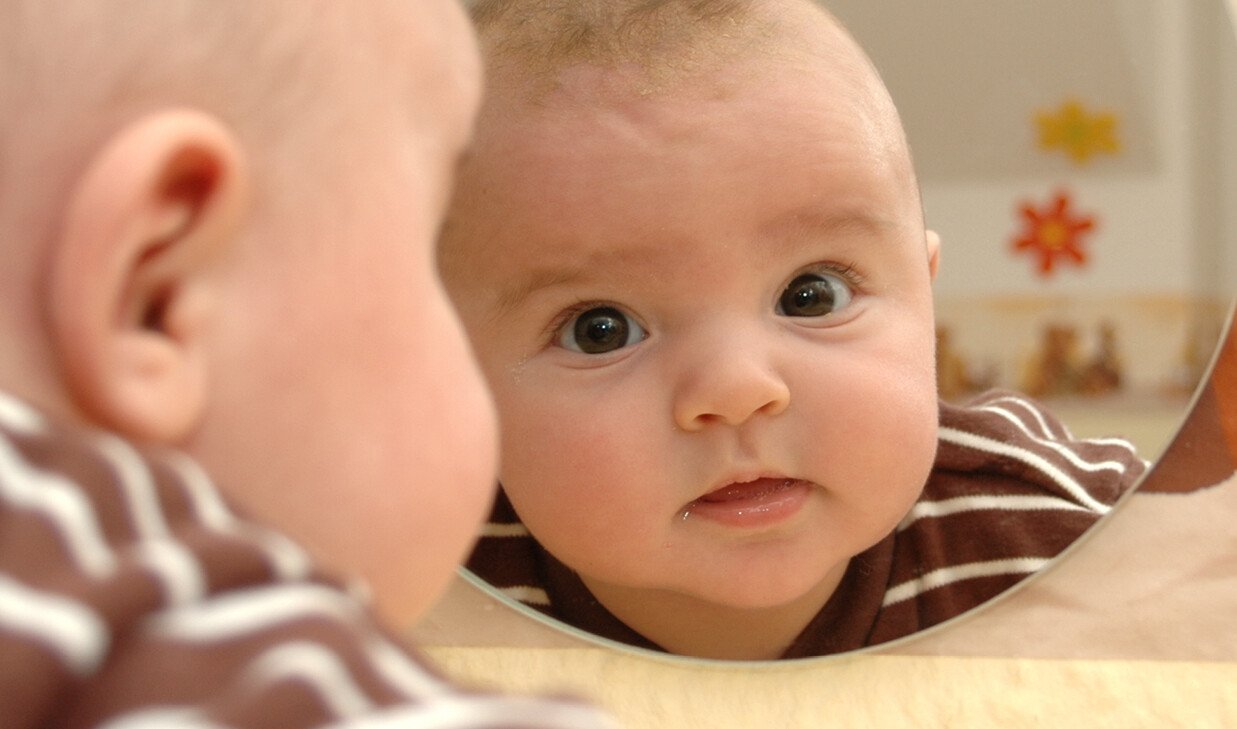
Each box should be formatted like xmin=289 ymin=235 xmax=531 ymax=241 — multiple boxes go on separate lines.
xmin=0 ymin=392 xmax=619 ymax=729
xmin=465 ymin=390 xmax=1148 ymax=658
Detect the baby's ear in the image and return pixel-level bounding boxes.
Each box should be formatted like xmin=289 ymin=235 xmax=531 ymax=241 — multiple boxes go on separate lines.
xmin=926 ymin=229 xmax=941 ymax=281
xmin=48 ymin=109 xmax=249 ymax=444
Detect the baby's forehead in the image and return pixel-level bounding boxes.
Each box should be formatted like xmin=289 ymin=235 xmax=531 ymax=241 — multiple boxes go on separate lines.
xmin=453 ymin=0 xmax=919 ymax=236
xmin=481 ymin=58 xmax=900 ymax=190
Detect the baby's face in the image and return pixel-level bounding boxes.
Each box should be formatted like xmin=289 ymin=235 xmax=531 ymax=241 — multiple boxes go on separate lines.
xmin=444 ymin=20 xmax=939 ymax=617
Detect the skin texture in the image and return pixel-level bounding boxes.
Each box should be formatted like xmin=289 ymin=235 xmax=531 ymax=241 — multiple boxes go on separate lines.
xmin=443 ymin=0 xmax=941 ymax=659
xmin=0 ymin=1 xmax=495 ymax=627
xmin=178 ymin=3 xmax=495 ymax=625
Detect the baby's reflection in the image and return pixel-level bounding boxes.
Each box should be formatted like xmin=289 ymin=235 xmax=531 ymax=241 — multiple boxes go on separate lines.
xmin=438 ymin=0 xmax=1146 ymax=660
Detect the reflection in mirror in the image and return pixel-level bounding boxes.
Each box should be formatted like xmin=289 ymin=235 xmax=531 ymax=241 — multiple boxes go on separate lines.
xmin=440 ymin=0 xmax=1236 ymax=661
xmin=847 ymin=0 xmax=1236 ymax=460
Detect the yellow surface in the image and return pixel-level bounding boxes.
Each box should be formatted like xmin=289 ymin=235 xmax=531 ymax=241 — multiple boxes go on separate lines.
xmin=426 ymin=648 xmax=1237 ymax=729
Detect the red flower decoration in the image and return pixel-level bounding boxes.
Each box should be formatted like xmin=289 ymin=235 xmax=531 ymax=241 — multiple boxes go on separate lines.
xmin=1011 ymin=190 xmax=1096 ymax=277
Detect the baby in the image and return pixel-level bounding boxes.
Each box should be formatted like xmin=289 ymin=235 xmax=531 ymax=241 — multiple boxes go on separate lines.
xmin=442 ymin=0 xmax=1147 ymax=660
xmin=0 ymin=1 xmax=615 ymax=726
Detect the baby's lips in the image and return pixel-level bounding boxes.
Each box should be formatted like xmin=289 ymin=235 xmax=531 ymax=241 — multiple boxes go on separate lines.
xmin=696 ymin=477 xmax=799 ymax=504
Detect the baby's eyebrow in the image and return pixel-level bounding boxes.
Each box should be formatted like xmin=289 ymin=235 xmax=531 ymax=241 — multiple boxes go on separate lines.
xmin=763 ymin=208 xmax=901 ymax=246
xmin=495 ymin=265 xmax=590 ymax=317
xmin=491 ymin=210 xmax=898 ymax=318
xmin=491 ymin=240 xmax=665 ymax=318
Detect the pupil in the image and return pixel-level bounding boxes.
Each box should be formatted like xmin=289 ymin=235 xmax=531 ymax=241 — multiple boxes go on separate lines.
xmin=574 ymin=307 xmax=628 ymax=353
xmin=782 ymin=275 xmax=835 ymax=317
xmin=586 ymin=319 xmax=619 ymax=343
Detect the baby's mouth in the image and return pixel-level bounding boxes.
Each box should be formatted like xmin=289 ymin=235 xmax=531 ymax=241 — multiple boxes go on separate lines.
xmin=693 ymin=477 xmax=800 ymax=505
xmin=680 ymin=477 xmax=812 ymax=528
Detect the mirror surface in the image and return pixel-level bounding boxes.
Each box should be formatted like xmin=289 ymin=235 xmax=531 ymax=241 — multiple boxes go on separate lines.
xmin=853 ymin=0 xmax=1236 ymax=459
xmin=452 ymin=0 xmax=1237 ymax=661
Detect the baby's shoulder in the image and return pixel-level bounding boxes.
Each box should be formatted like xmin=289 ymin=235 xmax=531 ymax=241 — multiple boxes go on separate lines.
xmin=928 ymin=389 xmax=1147 ymax=510
xmin=872 ymin=391 xmax=1148 ymax=625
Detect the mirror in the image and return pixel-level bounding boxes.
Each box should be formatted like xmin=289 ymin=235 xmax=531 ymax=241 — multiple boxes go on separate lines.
xmin=437 ymin=0 xmax=1237 ymax=662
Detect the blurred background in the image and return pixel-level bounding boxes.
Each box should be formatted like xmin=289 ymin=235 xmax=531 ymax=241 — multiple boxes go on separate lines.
xmin=826 ymin=0 xmax=1237 ymax=458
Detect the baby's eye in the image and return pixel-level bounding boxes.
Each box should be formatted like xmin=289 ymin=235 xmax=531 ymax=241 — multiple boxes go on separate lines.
xmin=777 ymin=272 xmax=853 ymax=317
xmin=557 ymin=306 xmax=647 ymax=354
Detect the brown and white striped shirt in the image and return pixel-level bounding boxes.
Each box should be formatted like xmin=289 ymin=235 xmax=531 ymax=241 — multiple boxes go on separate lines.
xmin=466 ymin=390 xmax=1148 ymax=658
xmin=0 ymin=392 xmax=619 ymax=729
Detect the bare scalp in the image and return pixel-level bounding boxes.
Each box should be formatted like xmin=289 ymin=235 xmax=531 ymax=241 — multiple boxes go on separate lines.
xmin=471 ymin=0 xmax=782 ymax=98
xmin=0 ymin=0 xmax=401 ymax=265
xmin=464 ymin=0 xmax=906 ymax=165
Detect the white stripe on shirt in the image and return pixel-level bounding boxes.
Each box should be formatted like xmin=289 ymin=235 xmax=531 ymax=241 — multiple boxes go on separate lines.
xmin=146 ymin=582 xmax=448 ymax=699
xmin=0 ymin=574 xmax=110 ymax=676
xmin=0 ymin=438 xmax=116 ymax=578
xmin=982 ymin=394 xmax=1065 ymax=439
xmin=96 ymin=708 xmax=220 ymax=729
xmin=882 ymin=557 xmax=1050 ymax=607
xmin=975 ymin=404 xmax=1132 ymax=474
xmin=479 ymin=523 xmax=530 ymax=538
xmin=94 ymin=434 xmax=170 ymax=538
xmin=145 ymin=583 xmax=367 ymax=642
xmin=244 ymin=641 xmax=376 ymax=718
xmin=938 ymin=426 xmax=1113 ymax=514
xmin=0 ymin=393 xmax=46 ymax=434
xmin=93 ymin=435 xmax=209 ymax=605
xmin=499 ymin=585 xmax=551 ymax=606
xmin=129 ymin=540 xmax=207 ymax=606
xmin=897 ymin=494 xmax=1090 ymax=531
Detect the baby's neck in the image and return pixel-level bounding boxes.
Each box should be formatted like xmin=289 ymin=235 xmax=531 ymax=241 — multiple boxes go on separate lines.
xmin=582 ymin=561 xmax=849 ymax=661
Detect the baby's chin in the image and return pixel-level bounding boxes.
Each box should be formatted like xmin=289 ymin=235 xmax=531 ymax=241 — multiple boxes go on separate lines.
xmin=680 ymin=570 xmax=846 ymax=613
xmin=588 ymin=558 xmax=850 ymax=615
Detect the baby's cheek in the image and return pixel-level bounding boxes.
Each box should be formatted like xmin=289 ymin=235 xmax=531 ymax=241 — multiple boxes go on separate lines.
xmin=503 ymin=410 xmax=615 ymax=503
xmin=875 ymin=396 xmax=938 ymax=510
xmin=499 ymin=400 xmax=581 ymax=491
xmin=500 ymin=403 xmax=660 ymax=551
xmin=499 ymin=373 xmax=649 ymax=483
xmin=798 ymin=357 xmax=935 ymax=505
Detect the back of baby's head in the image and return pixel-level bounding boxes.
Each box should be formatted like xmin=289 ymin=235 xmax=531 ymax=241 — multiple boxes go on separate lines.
xmin=0 ymin=1 xmax=361 ymax=261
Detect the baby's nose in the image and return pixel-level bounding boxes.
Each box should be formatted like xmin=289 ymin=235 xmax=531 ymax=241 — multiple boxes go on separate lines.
xmin=671 ymin=347 xmax=791 ymax=432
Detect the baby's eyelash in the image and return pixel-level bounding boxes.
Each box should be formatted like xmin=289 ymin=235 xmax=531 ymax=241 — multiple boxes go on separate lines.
xmin=802 ymin=261 xmax=866 ymax=289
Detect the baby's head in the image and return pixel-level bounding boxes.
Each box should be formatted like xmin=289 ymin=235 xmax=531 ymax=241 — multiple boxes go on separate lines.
xmin=0 ymin=0 xmax=494 ymax=625
xmin=442 ymin=0 xmax=941 ymax=657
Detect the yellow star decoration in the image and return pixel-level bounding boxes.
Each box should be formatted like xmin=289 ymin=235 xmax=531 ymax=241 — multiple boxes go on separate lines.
xmin=1037 ymin=99 xmax=1121 ymax=165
